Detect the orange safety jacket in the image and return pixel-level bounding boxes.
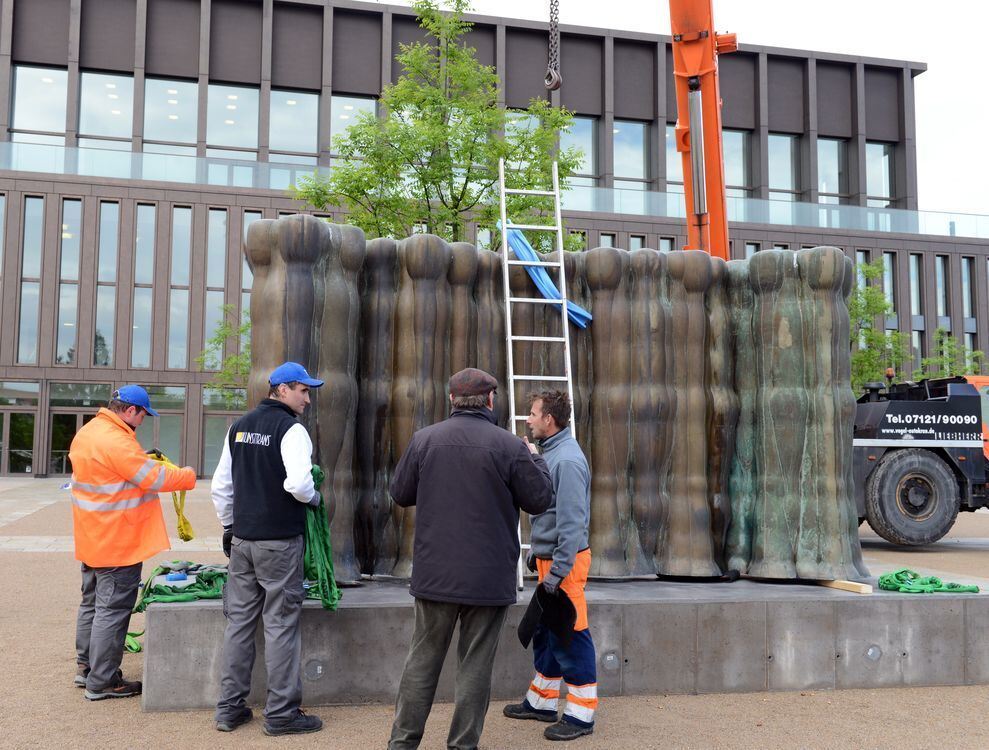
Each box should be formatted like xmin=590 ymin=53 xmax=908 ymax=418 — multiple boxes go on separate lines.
xmin=68 ymin=408 xmax=197 ymax=567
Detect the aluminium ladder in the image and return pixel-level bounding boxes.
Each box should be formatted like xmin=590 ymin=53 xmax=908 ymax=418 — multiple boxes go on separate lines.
xmin=497 ymin=158 xmax=577 ymax=589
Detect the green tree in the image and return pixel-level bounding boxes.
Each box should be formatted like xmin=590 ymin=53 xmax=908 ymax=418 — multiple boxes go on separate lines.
xmin=196 ymin=304 xmax=251 ymax=409
xmin=914 ymin=327 xmax=985 ymax=379
xmin=292 ymin=0 xmax=582 ymax=251
xmin=848 ymin=259 xmax=912 ymax=393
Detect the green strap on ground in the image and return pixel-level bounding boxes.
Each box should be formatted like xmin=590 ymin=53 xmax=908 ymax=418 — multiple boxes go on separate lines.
xmin=125 ymin=465 xmax=340 ymax=652
xmin=878 ymin=568 xmax=980 ymax=594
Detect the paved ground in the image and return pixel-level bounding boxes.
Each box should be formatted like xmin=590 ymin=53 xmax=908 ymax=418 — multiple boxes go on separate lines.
xmin=2 ymin=478 xmax=989 ymax=749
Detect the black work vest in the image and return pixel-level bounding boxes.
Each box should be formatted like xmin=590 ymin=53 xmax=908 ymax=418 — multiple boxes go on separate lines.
xmin=229 ymin=399 xmax=307 ymax=540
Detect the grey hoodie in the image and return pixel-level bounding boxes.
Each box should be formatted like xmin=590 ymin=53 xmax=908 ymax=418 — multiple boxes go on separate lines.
xmin=529 ymin=426 xmax=590 ymax=586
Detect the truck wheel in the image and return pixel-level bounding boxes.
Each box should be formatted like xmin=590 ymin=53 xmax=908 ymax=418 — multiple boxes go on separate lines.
xmin=865 ymin=448 xmax=960 ymax=545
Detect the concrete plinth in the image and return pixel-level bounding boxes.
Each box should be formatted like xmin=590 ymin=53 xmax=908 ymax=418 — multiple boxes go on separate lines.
xmin=142 ymin=578 xmax=987 ymax=712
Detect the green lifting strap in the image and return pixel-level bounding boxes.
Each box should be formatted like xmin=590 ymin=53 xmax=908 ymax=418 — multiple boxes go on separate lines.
xmin=878 ymin=568 xmax=980 ymax=594
xmin=304 ymin=464 xmax=341 ymax=611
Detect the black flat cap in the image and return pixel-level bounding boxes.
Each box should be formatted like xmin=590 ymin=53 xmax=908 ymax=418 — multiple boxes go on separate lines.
xmin=449 ymin=368 xmax=498 ymax=397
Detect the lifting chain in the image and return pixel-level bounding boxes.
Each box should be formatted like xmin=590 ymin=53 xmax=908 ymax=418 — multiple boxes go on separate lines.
xmin=545 ymin=0 xmax=561 ymax=91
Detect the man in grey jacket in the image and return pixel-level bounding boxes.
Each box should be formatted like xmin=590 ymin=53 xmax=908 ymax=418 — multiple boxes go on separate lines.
xmin=504 ymin=390 xmax=597 ymax=741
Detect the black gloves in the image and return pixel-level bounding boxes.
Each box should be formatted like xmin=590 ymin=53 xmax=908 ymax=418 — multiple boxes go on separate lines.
xmin=541 ymin=571 xmax=563 ymax=595
xmin=222 ymin=525 xmax=233 ymax=558
xmin=526 ymin=552 xmax=538 ymax=573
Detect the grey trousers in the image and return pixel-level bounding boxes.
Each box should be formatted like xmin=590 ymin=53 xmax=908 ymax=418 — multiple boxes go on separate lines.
xmin=75 ymin=562 xmax=142 ymax=690
xmin=389 ymin=599 xmax=509 ymax=750
xmin=215 ymin=534 xmax=305 ymax=724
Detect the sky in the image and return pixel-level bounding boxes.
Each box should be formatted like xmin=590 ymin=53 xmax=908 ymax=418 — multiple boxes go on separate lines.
xmin=372 ymin=0 xmax=987 ymax=216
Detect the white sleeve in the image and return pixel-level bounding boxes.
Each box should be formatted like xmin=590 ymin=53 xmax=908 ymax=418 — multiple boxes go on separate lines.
xmin=280 ymin=422 xmax=317 ymax=504
xmin=210 ymin=429 xmax=235 ymax=526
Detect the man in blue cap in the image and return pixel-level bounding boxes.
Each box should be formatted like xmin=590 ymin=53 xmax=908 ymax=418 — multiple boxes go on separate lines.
xmin=211 ymin=361 xmax=325 ymax=736
xmin=70 ymin=385 xmax=197 ymax=699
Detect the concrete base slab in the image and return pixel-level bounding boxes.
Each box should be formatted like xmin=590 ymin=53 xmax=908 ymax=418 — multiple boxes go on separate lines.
xmin=142 ymin=577 xmax=987 ymax=712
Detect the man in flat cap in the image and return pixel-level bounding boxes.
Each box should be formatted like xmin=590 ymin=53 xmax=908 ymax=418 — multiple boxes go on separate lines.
xmin=388 ymin=368 xmax=554 ymax=750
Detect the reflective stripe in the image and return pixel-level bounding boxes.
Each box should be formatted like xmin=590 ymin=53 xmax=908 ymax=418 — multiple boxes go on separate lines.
xmin=525 ymin=688 xmax=558 ymax=712
xmin=532 ymin=672 xmax=562 ymax=690
xmin=71 ymin=491 xmax=158 ymax=512
xmin=565 ymin=682 xmax=597 ymax=699
xmin=563 ymin=701 xmax=595 ymax=723
xmin=71 ymin=479 xmax=131 ymax=495
xmin=130 ymin=459 xmax=158 ymax=486
xmin=149 ymin=469 xmax=167 ymax=491
xmin=566 ymin=693 xmax=598 ymax=710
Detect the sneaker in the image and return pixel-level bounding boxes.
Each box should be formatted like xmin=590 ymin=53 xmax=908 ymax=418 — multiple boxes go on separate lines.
xmin=262 ymin=709 xmax=323 ymax=736
xmin=503 ymin=701 xmax=558 ymax=723
xmin=84 ymin=676 xmax=142 ymax=701
xmin=544 ymin=718 xmax=594 ymax=741
xmin=74 ymin=664 xmax=89 ymax=688
xmin=216 ymin=707 xmax=253 ymax=732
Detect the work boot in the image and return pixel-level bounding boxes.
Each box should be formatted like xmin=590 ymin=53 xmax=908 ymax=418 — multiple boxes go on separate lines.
xmin=503 ymin=701 xmax=557 ymax=722
xmin=74 ymin=664 xmax=89 ymax=688
xmin=262 ymin=709 xmax=323 ymax=736
xmin=216 ymin=706 xmax=253 ymax=732
xmin=85 ymin=676 xmax=142 ymax=701
xmin=544 ymin=718 xmax=594 ymax=741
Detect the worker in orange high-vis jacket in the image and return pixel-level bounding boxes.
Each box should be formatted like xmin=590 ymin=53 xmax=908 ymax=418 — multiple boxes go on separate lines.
xmin=69 ymin=385 xmax=196 ymax=701
xmin=505 ymin=390 xmax=597 ymax=742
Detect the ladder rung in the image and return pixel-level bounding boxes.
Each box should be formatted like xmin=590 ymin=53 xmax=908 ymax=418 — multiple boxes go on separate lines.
xmin=505 ymin=188 xmax=556 ymax=197
xmin=506 ymin=259 xmax=563 ymax=268
xmin=506 ymin=224 xmax=560 ymax=232
xmin=511 ymin=335 xmax=567 ymax=342
xmin=508 ymin=297 xmax=564 ymax=305
xmin=512 ymin=375 xmax=569 ymax=381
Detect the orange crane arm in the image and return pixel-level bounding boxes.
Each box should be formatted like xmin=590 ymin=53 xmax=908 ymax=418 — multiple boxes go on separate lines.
xmin=668 ymin=0 xmax=736 ymax=260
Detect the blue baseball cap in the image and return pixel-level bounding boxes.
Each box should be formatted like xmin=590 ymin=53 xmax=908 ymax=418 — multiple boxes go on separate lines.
xmin=268 ymin=362 xmax=324 ymax=388
xmin=112 ymin=385 xmax=159 ymax=417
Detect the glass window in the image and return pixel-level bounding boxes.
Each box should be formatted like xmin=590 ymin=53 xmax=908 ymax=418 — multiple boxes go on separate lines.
xmin=97 ymin=202 xmax=119 ymax=282
xmin=599 ymin=233 xmax=615 ymax=248
xmin=817 ymin=138 xmax=847 ymax=199
xmin=145 ymin=385 xmax=187 ymax=410
xmin=962 ymin=257 xmax=974 ymax=319
xmin=22 ymin=197 xmax=45 ymax=279
xmin=17 ymin=282 xmax=40 ymax=364
xmin=203 ymin=387 xmax=247 ymax=410
xmin=55 ymin=283 xmax=78 ymax=364
xmin=745 ymin=242 xmax=760 ymax=259
xmin=12 ymin=66 xmax=67 ymax=134
xmin=59 ymin=199 xmax=82 ymax=281
xmin=476 ymin=227 xmax=492 ymax=251
xmin=659 ymin=237 xmax=674 ymax=253
xmin=866 ymin=142 xmax=894 ymax=201
xmin=8 ymin=413 xmax=35 ymax=473
xmin=613 ymin=120 xmax=648 ymax=183
xmin=0 ymin=381 xmax=40 ymax=406
xmin=882 ymin=251 xmax=896 ymax=313
xmin=723 ymin=130 xmax=750 ymax=194
xmin=909 ymin=254 xmax=923 ymax=316
xmin=144 ymin=78 xmax=198 ymax=144
xmin=207 ymin=209 xmax=227 ymax=288
xmin=204 ymin=289 xmax=225 ymax=366
xmin=665 ymin=124 xmax=683 ymax=187
xmin=170 ymin=207 xmax=192 ymax=286
xmin=270 ymin=90 xmax=318 ymax=154
xmin=911 ymin=330 xmax=923 ymax=372
xmin=94 ymin=286 xmax=115 ymax=367
xmin=0 ymin=195 xmax=6 ymax=270
xmin=855 ymin=250 xmax=870 ymax=289
xmin=560 ymin=116 xmax=597 ymax=185
xmin=207 ymin=84 xmax=259 ymax=150
xmin=79 ymin=72 xmax=133 ymax=139
xmin=243 ymin=210 xmax=262 ymax=292
xmin=330 ymin=95 xmax=376 ymax=140
xmin=50 ymin=383 xmax=111 ymax=408
xmin=768 ymin=133 xmax=799 ymax=196
xmin=131 ymin=286 xmax=153 ymax=368
xmin=935 ymin=254 xmax=948 ymax=318
xmin=168 ymin=288 xmax=189 ymax=368
xmin=629 ymin=235 xmax=644 ymax=251
xmin=135 ymin=204 xmax=156 ymax=285
xmin=158 ymin=415 xmax=183 ymax=464
xmin=203 ymin=415 xmax=231 ymax=475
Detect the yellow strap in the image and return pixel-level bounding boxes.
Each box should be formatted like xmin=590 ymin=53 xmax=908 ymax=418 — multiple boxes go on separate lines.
xmin=148 ymin=452 xmax=194 ymax=542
